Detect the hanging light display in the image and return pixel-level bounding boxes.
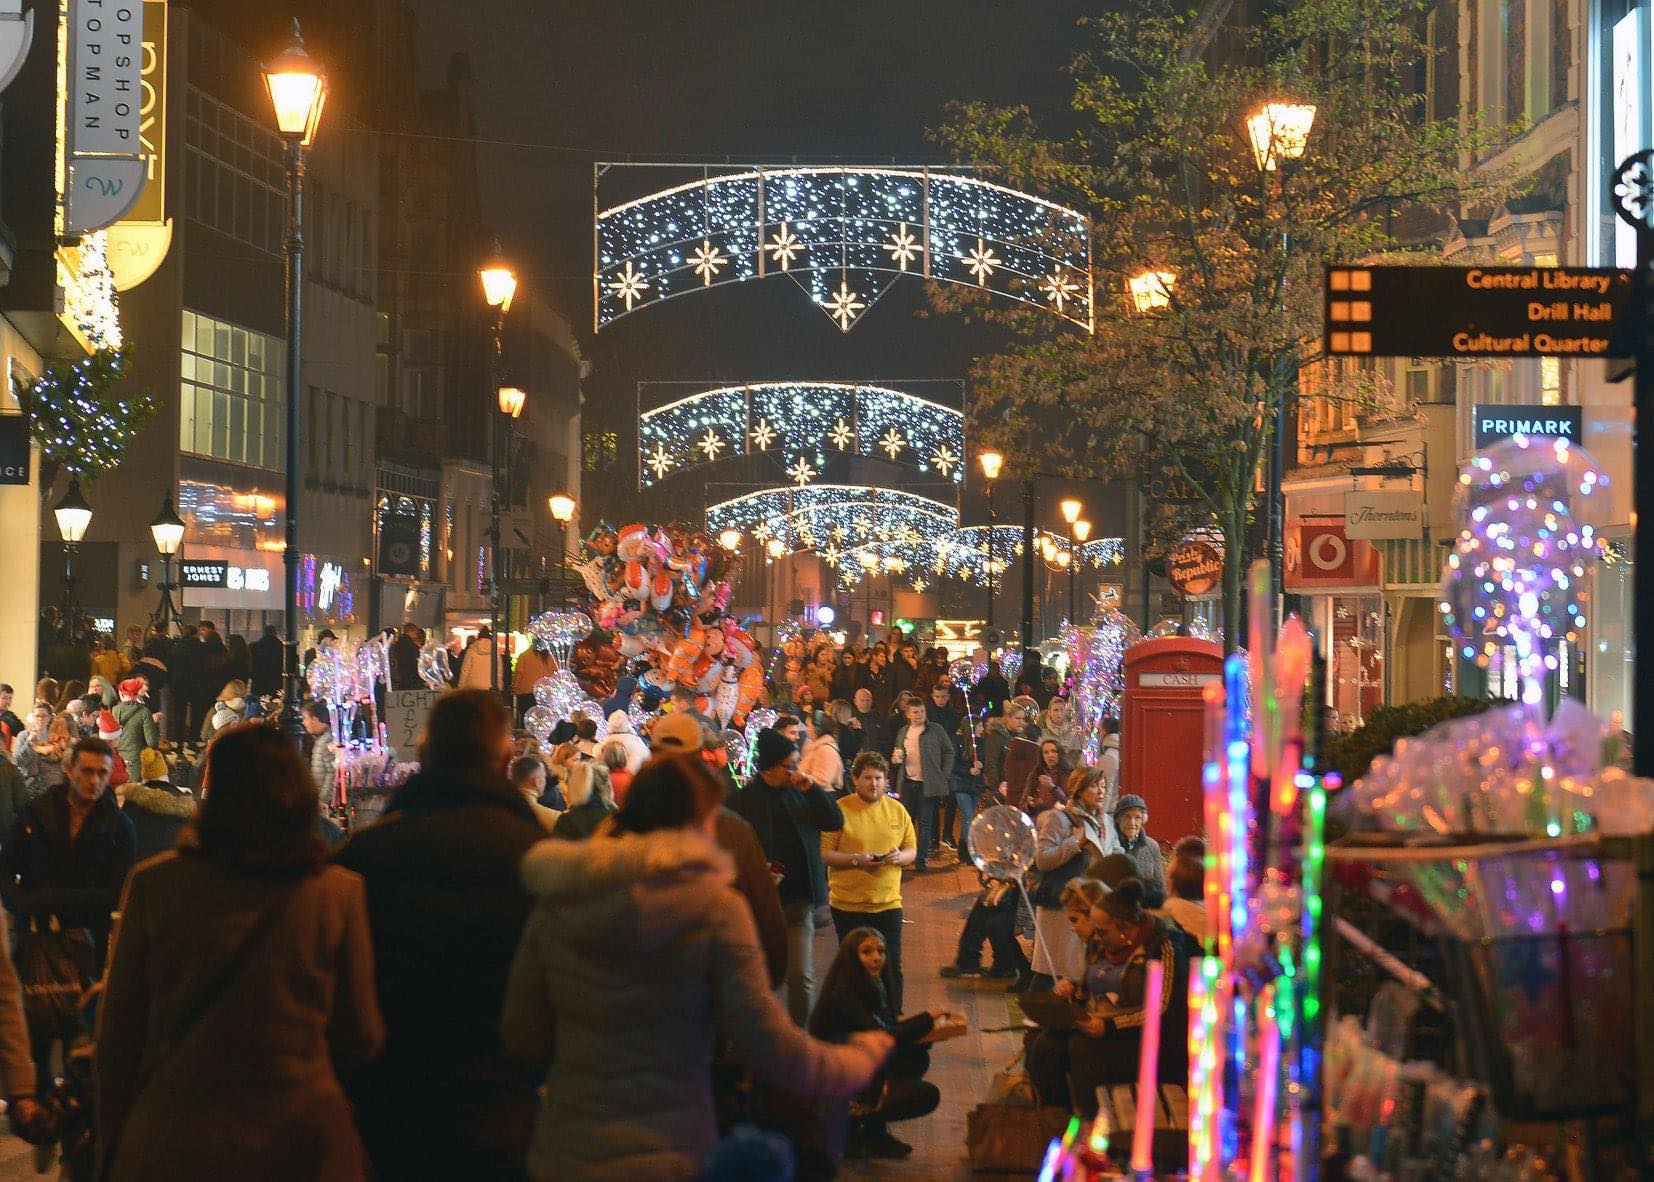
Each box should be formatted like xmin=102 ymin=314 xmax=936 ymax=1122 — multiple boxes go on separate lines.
xmin=596 ymin=165 xmax=1092 ymax=332
xmin=637 ymin=381 xmax=965 ymax=488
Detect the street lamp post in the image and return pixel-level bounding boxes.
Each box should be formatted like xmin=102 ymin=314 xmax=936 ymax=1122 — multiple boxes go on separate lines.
xmin=766 ymin=537 xmax=786 ymax=644
xmin=53 ymin=478 xmax=92 ymax=637
xmin=1020 ymin=476 xmax=1036 ymax=675
xmin=479 ymin=242 xmax=519 ymax=698
xmin=978 ymin=450 xmax=1003 ymax=635
xmin=149 ymin=495 xmax=186 ymax=635
xmin=1060 ymin=498 xmax=1083 ymax=626
xmin=548 ymin=491 xmax=575 ymax=600
xmin=1072 ymin=517 xmax=1092 ymax=624
xmin=1247 ymin=101 xmax=1316 ymax=622
xmin=263 ymin=21 xmax=327 ymax=745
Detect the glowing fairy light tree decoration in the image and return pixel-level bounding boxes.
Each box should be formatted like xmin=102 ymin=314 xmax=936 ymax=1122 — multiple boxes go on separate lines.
xmin=1439 ymin=436 xmax=1608 ymax=707
xmin=637 ymin=382 xmax=965 ymax=489
xmin=596 ymin=165 xmax=1092 ymax=333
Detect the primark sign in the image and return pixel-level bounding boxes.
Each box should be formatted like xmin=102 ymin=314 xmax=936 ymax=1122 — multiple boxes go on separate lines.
xmin=1472 ymin=404 xmax=1584 ymax=450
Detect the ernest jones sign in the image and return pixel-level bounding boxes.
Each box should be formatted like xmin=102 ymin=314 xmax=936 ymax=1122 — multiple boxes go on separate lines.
xmin=1324 ymin=265 xmax=1632 ymax=358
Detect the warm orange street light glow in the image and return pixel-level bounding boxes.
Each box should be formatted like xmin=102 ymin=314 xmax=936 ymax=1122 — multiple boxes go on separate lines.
xmin=978 ymin=450 xmax=1004 ymax=481
xmin=262 ymin=21 xmax=328 ymax=146
xmin=1246 ymin=102 xmax=1317 ymax=172
xmin=497 ymin=386 xmax=526 ymax=418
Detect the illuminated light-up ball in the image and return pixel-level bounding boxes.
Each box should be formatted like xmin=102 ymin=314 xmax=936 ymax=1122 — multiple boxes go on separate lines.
xmin=523 ymin=706 xmax=556 ymax=742
xmin=1440 ymin=436 xmax=1609 ymax=704
xmin=969 ymin=805 xmax=1038 ymax=881
xmin=528 ymin=610 xmax=594 ymax=668
xmin=416 ymin=643 xmax=451 ymax=690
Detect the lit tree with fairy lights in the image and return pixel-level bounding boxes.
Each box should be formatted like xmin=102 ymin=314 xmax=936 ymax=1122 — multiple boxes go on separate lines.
xmin=25 ymin=347 xmax=157 ymax=492
xmin=933 ymin=0 xmax=1508 ymax=648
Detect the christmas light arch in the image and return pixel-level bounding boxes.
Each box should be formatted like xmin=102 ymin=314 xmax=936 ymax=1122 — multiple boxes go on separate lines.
xmin=596 ymin=165 xmax=1093 ymax=333
xmin=639 ymin=381 xmax=965 ymax=489
xmin=705 ymin=485 xmax=958 ymax=557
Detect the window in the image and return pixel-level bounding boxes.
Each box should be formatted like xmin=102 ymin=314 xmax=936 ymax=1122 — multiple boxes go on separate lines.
xmin=180 ymin=310 xmax=284 ymax=469
xmin=182 ymin=89 xmax=286 ymax=255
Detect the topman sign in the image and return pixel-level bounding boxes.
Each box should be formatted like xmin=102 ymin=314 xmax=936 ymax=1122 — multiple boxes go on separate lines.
xmin=63 ymin=0 xmax=148 ymax=235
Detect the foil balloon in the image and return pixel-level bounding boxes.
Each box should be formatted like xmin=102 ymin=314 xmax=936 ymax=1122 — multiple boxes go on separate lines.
xmin=969 ymin=804 xmax=1038 ymax=881
xmin=523 ymin=705 xmax=556 ymax=742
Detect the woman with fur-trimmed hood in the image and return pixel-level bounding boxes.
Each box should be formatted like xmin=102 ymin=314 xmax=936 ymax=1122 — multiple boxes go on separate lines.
xmin=503 ymin=754 xmax=890 ymax=1181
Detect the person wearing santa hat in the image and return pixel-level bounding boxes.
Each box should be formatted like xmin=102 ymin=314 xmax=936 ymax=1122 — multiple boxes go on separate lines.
xmin=111 ymin=678 xmax=157 ymax=773
xmin=95 ymin=712 xmax=131 ymax=788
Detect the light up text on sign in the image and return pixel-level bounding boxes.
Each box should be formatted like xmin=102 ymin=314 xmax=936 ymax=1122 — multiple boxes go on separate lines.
xmin=1324 ymin=266 xmax=1632 ymax=359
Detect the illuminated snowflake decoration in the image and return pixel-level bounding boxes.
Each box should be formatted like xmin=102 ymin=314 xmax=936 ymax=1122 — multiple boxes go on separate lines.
xmin=765 ymin=223 xmax=804 ymax=270
xmin=821 ymin=543 xmax=843 ymax=567
xmin=690 ymin=239 xmax=727 ymax=286
xmin=930 ymin=443 xmax=959 ymax=477
xmin=645 ymin=442 xmax=674 ymax=479
xmin=752 ymin=520 xmax=774 ymax=542
xmin=886 ymin=222 xmax=921 ymax=270
xmin=636 ymin=381 xmax=963 ymax=488
xmin=595 ymin=165 xmax=1093 ymax=332
xmin=1040 ymin=269 xmax=1081 ymax=311
xmin=829 ymin=524 xmax=847 ymax=543
xmin=912 ymin=576 xmax=928 ymax=592
xmin=965 ymin=239 xmax=1001 ymax=284
xmin=786 ymin=457 xmax=818 ymax=485
xmin=695 ymin=428 xmax=726 ymax=460
xmin=824 ymin=278 xmax=865 ymax=331
xmin=879 ymin=428 xmax=907 ymax=459
xmin=607 ymin=260 xmax=650 ymax=310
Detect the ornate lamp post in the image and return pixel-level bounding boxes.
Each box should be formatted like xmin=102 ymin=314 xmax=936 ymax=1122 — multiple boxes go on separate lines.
xmin=478 ymin=243 xmax=519 ymax=696
xmin=53 ymin=478 xmax=92 ymax=638
xmin=978 ymin=449 xmax=1003 ymax=634
xmin=149 ymin=494 xmax=186 ymax=635
xmin=548 ymin=491 xmax=575 ymax=599
xmin=263 ymin=20 xmax=327 ymax=743
xmin=1072 ymin=517 xmax=1092 ymax=624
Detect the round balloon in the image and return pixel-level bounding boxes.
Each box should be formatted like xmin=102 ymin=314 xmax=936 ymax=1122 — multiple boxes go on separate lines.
xmin=969 ymin=805 xmax=1038 ymax=881
xmin=523 ymin=705 xmax=556 ymax=742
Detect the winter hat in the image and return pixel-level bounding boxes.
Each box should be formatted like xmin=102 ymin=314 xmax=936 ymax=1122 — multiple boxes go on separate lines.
xmin=1113 ymin=793 xmax=1149 ymax=818
xmin=117 ymin=677 xmax=145 ymax=700
xmin=97 ymin=710 xmax=121 ymax=740
xmin=756 ymin=727 xmax=797 ymax=773
xmin=650 ymin=711 xmax=704 ymax=754
xmin=139 ymin=749 xmax=169 ymax=783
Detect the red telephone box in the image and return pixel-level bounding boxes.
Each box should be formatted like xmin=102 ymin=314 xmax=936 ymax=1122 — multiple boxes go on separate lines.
xmin=1120 ymin=637 xmax=1224 ymax=843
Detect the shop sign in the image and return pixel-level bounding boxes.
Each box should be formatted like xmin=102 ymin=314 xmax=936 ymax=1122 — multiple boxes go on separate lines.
xmin=1138 ymin=671 xmax=1221 ymax=688
xmin=0 ymin=414 xmax=28 ymax=484
xmin=1167 ymin=540 xmax=1223 ymax=598
xmin=1472 ymin=403 xmax=1583 ymax=449
xmin=106 ymin=0 xmax=171 ymax=291
xmin=1285 ymin=522 xmax=1379 ymax=591
xmin=178 ymin=559 xmax=227 ymax=588
xmin=1344 ymin=489 xmax=1423 ymax=540
xmin=63 ymin=0 xmax=148 ymax=235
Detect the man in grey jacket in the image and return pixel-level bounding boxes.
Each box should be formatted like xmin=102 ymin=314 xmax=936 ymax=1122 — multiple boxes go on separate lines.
xmin=889 ymin=698 xmax=956 ymax=873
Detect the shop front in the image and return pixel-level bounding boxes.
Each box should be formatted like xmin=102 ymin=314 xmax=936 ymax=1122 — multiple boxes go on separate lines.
xmin=1374 ymin=536 xmax=1452 ymax=707
xmin=174 ymin=545 xmax=284 ymax=636
xmin=299 ymin=553 xmax=366 ymax=644
xmin=1284 ymin=517 xmax=1383 ymax=731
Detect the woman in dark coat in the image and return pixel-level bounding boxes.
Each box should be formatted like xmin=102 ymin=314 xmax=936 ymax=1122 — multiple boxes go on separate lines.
xmin=859 ymin=648 xmax=893 ymax=715
xmin=96 ymin=723 xmax=385 ymax=1182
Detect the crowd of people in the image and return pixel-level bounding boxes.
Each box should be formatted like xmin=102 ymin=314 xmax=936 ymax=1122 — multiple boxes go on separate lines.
xmin=0 ymin=615 xmax=1197 ymax=1179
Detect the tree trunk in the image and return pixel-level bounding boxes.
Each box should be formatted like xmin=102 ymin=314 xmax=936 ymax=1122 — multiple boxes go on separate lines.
xmin=1221 ymin=514 xmax=1245 ymax=656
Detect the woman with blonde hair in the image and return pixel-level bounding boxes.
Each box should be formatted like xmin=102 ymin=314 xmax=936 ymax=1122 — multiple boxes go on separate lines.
xmin=550 ymin=760 xmax=614 ymax=841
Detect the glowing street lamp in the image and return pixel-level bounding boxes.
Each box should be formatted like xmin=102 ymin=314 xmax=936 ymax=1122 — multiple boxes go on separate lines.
xmin=478 ymin=240 xmax=519 ymax=313
xmin=1060 ymin=498 xmax=1083 ymax=526
xmin=479 ymin=240 xmax=520 ymax=696
xmin=548 ymin=492 xmax=575 ymax=524
xmin=1073 ymin=519 xmax=1093 ymax=544
xmin=54 ymin=479 xmax=92 ymax=638
xmin=261 ymin=20 xmax=328 ymax=146
xmin=497 ymin=386 xmax=526 ymax=418
xmin=979 ymin=450 xmax=1004 ymax=630
xmin=1127 ymin=269 xmax=1176 ymax=314
xmin=149 ymin=494 xmax=186 ymax=634
xmin=718 ymin=527 xmax=743 ymax=552
xmin=978 ymin=450 xmax=1004 ymax=481
xmin=1246 ymin=102 xmax=1316 ymax=172
xmin=765 ymin=537 xmax=787 ymax=560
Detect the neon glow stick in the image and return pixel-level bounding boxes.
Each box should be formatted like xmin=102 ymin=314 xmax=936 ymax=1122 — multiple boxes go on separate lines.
xmin=1250 ymin=985 xmax=1281 ymax=1182
xmin=1131 ymin=957 xmax=1166 ymax=1173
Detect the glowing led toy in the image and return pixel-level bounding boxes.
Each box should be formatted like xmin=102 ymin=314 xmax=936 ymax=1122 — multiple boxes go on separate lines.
xmin=637 ymin=381 xmax=965 ymax=488
xmin=596 ymin=165 xmax=1092 ymax=332
xmin=528 ymin=610 xmax=594 ymax=670
xmin=1439 ymin=436 xmax=1609 ymax=707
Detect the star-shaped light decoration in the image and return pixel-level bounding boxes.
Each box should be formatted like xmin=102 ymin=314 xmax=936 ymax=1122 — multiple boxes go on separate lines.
xmin=885 ymin=223 xmax=921 ymax=271
xmin=748 ymin=419 xmax=778 ymax=451
xmin=607 ymin=261 xmax=650 ymax=310
xmin=821 ymin=543 xmax=843 ymax=567
xmin=1040 ymin=269 xmax=1081 ymax=311
xmin=912 ymin=576 xmax=928 ymax=593
xmin=965 ymin=239 xmax=1001 ymax=285
xmin=766 ymin=223 xmax=803 ymax=271
xmin=878 ymin=427 xmax=907 ymax=459
xmin=824 ymin=278 xmax=865 ymax=331
xmin=828 ymin=524 xmax=848 ymax=543
xmin=930 ymin=443 xmax=959 ymax=477
xmin=786 ymin=457 xmax=817 ymax=486
xmin=695 ymin=429 xmax=726 ymax=460
xmin=752 ymin=521 xmax=774 ymax=542
xmin=828 ymin=418 xmax=855 ymax=450
xmin=644 ymin=442 xmax=674 ymax=479
xmin=854 ymin=516 xmax=873 ymax=535
xmin=690 ymin=239 xmax=727 ymax=286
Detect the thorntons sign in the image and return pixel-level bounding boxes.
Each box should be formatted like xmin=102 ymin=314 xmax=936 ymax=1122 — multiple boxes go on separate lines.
xmin=1472 ymin=404 xmax=1583 ymax=450
xmin=1344 ymin=490 xmax=1423 ymax=540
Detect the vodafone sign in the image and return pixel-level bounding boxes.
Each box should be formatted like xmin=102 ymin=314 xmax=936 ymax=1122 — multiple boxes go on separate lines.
xmin=1284 ymin=521 xmax=1378 ymax=591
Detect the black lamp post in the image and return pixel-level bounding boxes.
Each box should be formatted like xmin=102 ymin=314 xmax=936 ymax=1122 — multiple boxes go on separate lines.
xmin=149 ymin=494 xmax=186 ymax=635
xmin=978 ymin=450 xmax=1003 ymax=634
xmin=53 ymin=478 xmax=92 ymax=639
xmin=549 ymin=491 xmax=575 ymax=600
xmin=479 ymin=241 xmax=519 ymax=699
xmin=263 ymin=20 xmax=328 ymax=745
